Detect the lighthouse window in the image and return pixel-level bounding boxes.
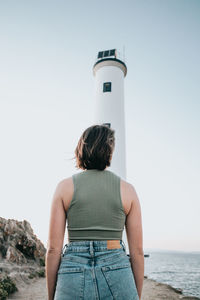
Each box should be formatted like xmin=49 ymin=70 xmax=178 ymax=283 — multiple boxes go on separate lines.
xmin=110 ymin=49 xmax=115 ymax=56
xmin=103 ymin=82 xmax=112 ymax=93
xmin=103 ymin=123 xmax=111 ymax=128
xmin=98 ymin=51 xmax=103 ymax=59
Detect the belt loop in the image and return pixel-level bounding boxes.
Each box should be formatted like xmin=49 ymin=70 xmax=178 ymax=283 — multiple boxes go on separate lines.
xmin=89 ymin=241 xmax=94 ymax=256
xmin=121 ymin=240 xmax=127 ymax=253
xmin=62 ymin=244 xmax=68 ymax=257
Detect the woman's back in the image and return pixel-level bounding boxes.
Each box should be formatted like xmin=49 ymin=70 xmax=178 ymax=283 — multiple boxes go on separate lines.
xmin=46 ymin=125 xmax=143 ymax=300
xmin=66 ymin=169 xmax=126 ymax=242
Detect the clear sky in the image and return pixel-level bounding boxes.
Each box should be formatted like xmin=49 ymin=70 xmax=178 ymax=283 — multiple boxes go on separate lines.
xmin=0 ymin=0 xmax=199 ymax=252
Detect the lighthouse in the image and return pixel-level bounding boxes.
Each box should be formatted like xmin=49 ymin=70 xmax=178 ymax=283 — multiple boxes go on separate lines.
xmin=92 ymin=49 xmax=127 ymax=181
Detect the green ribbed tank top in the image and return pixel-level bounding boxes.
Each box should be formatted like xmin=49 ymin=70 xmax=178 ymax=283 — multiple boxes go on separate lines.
xmin=66 ymin=169 xmax=126 ymax=241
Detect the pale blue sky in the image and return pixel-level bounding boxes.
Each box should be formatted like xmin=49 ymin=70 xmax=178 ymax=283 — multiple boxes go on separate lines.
xmin=0 ymin=0 xmax=199 ymax=252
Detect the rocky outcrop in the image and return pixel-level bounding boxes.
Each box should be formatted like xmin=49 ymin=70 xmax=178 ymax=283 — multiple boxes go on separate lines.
xmin=0 ymin=217 xmax=46 ymax=265
xmin=0 ymin=217 xmax=46 ymax=298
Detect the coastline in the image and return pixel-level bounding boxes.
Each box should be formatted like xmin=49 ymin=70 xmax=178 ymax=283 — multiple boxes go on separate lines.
xmin=143 ymin=276 xmax=200 ymax=300
xmin=7 ymin=275 xmax=200 ymax=299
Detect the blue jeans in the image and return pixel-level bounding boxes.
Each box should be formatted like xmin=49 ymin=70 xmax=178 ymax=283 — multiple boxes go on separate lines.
xmin=54 ymin=240 xmax=139 ymax=300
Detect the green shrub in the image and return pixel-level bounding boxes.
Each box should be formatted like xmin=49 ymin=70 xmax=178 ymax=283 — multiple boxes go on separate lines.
xmin=39 ymin=258 xmax=45 ymax=266
xmin=36 ymin=269 xmax=45 ymax=277
xmin=0 ymin=276 xmax=18 ymax=299
xmin=0 ymin=287 xmax=8 ymax=300
xmin=28 ymin=272 xmax=36 ymax=279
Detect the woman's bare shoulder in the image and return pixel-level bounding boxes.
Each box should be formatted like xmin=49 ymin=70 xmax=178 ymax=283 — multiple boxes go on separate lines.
xmin=56 ymin=177 xmax=74 ymax=211
xmin=59 ymin=176 xmax=73 ymax=185
xmin=121 ymin=179 xmax=138 ymax=199
xmin=120 ymin=179 xmax=138 ymax=215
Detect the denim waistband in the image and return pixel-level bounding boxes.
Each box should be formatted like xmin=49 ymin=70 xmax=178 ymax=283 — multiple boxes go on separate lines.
xmin=62 ymin=239 xmax=127 ymax=256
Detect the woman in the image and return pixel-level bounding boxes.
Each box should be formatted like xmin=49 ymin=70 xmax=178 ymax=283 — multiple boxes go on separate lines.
xmin=45 ymin=124 xmax=144 ymax=300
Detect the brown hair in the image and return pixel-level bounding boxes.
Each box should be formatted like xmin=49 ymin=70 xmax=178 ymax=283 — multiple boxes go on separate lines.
xmin=74 ymin=124 xmax=115 ymax=171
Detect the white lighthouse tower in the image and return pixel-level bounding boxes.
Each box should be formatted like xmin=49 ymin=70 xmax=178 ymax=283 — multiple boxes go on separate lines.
xmin=93 ymin=49 xmax=127 ymax=181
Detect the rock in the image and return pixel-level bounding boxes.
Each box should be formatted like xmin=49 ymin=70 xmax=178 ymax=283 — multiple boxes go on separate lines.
xmin=0 ymin=217 xmax=46 ymax=264
xmin=0 ymin=217 xmax=47 ymax=298
xmin=6 ymin=246 xmax=27 ymax=264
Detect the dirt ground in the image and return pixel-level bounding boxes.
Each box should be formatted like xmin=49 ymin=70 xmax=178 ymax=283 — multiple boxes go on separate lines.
xmin=8 ymin=277 xmax=200 ymax=300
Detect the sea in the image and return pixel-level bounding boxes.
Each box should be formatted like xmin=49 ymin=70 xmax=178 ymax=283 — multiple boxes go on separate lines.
xmin=143 ymin=250 xmax=200 ymax=298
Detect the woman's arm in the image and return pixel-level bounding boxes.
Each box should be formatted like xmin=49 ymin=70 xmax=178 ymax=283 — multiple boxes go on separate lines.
xmin=45 ymin=181 xmax=67 ymax=300
xmin=125 ymin=183 xmax=144 ymax=300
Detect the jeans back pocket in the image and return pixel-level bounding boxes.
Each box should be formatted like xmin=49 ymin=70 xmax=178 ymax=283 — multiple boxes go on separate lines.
xmin=55 ymin=266 xmax=85 ymax=300
xmin=101 ymin=263 xmax=139 ymax=300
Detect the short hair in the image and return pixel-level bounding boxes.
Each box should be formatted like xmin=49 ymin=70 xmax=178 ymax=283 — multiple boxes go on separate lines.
xmin=74 ymin=124 xmax=115 ymax=171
